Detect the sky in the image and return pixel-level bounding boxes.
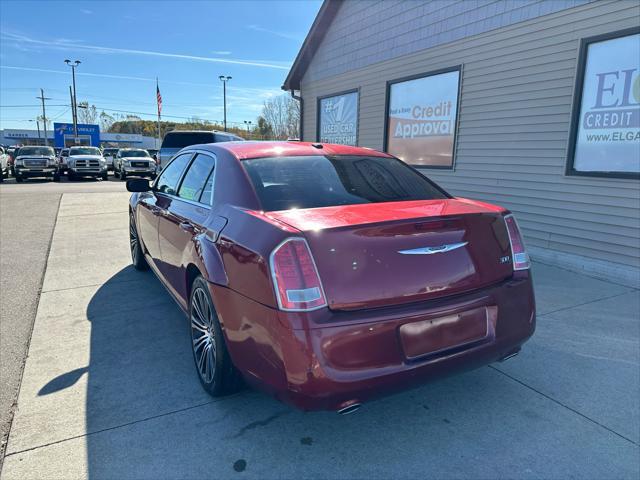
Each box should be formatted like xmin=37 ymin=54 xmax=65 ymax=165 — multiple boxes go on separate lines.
xmin=0 ymin=0 xmax=322 ymax=131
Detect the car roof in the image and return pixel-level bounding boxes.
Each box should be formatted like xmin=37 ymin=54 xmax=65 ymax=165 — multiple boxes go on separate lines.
xmin=187 ymin=141 xmax=392 ymax=161
xmin=165 ymin=130 xmax=224 ymax=134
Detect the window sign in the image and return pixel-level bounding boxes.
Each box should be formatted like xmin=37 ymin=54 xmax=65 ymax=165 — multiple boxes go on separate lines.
xmin=568 ymin=29 xmax=640 ymax=178
xmin=385 ymin=67 xmax=460 ymax=168
xmin=318 ymin=90 xmax=358 ymax=145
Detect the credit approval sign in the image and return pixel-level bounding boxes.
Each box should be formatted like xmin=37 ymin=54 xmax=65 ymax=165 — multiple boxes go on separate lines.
xmin=386 ymin=68 xmax=460 ymax=168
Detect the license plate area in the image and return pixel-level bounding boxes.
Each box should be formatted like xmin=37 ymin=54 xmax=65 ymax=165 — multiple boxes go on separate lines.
xmin=399 ymin=306 xmax=496 ymax=361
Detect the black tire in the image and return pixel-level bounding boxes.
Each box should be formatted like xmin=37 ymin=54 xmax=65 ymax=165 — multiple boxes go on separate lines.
xmin=15 ymin=175 xmax=23 ymax=183
xmin=120 ymin=171 xmax=126 ymax=180
xmin=0 ymin=170 xmax=4 ymax=182
xmin=114 ymin=169 xmax=119 ymax=179
xmin=129 ymin=212 xmax=149 ymax=271
xmin=101 ymin=172 xmax=108 ymax=181
xmin=53 ymin=173 xmax=60 ymax=182
xmin=68 ymin=171 xmax=75 ymax=181
xmin=189 ymin=276 xmax=242 ymax=396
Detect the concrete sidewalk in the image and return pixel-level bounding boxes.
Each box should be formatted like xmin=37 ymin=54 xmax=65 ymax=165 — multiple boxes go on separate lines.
xmin=1 ymin=193 xmax=638 ymax=479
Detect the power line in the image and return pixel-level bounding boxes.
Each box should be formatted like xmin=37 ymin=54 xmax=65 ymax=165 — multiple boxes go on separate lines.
xmin=0 ymin=104 xmax=68 ymax=108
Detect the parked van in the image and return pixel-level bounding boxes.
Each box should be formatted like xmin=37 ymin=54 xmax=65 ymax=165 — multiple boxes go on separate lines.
xmin=158 ymin=130 xmax=243 ymax=169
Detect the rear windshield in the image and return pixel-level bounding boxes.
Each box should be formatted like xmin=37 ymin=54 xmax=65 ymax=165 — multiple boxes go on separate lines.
xmin=70 ymin=147 xmax=101 ymax=156
xmin=161 ymin=132 xmax=215 ymax=149
xmin=103 ymin=149 xmax=118 ymax=154
xmin=242 ymin=155 xmax=449 ymax=212
xmin=17 ymin=147 xmax=54 ymax=156
xmin=120 ymin=150 xmax=149 ymax=157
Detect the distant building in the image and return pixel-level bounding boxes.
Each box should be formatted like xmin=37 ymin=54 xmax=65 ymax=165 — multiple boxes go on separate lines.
xmin=284 ymin=0 xmax=640 ymax=286
xmin=0 ymin=125 xmax=157 ymax=149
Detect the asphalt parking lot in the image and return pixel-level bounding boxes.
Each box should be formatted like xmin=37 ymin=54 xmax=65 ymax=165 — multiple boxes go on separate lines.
xmin=0 ymin=182 xmax=638 ymax=479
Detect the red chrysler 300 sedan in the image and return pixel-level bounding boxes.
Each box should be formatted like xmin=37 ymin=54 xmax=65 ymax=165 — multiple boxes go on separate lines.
xmin=126 ymin=141 xmax=535 ymax=413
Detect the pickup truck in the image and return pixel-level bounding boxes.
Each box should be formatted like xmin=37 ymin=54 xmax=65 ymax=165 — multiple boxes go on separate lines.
xmin=67 ymin=146 xmax=108 ymax=181
xmin=0 ymin=146 xmax=9 ymax=181
xmin=114 ymin=148 xmax=157 ymax=180
xmin=13 ymin=146 xmax=60 ymax=182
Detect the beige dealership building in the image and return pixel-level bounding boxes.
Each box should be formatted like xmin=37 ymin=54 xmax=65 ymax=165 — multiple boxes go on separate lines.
xmin=283 ymin=0 xmax=640 ymax=286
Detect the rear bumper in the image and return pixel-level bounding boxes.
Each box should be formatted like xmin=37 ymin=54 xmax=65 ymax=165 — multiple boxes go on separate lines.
xmin=211 ymin=272 xmax=535 ymax=411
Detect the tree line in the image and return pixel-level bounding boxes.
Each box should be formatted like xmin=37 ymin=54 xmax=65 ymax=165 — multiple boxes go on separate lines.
xmin=76 ymin=94 xmax=300 ymax=141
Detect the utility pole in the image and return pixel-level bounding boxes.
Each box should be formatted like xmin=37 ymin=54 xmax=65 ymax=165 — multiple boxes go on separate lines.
xmin=218 ymin=75 xmax=231 ymax=132
xmin=36 ymin=89 xmax=50 ymax=146
xmin=65 ymin=59 xmax=81 ymax=142
xmin=29 ymin=119 xmax=41 ymax=144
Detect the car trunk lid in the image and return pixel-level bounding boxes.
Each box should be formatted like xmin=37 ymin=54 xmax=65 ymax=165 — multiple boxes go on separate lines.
xmin=266 ymin=199 xmax=513 ymax=311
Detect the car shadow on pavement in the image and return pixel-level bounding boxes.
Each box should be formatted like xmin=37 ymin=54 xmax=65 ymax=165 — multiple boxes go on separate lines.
xmin=75 ymin=266 xmax=638 ymax=479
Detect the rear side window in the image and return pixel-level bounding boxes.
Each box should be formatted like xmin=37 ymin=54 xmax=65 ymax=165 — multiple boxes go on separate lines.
xmin=243 ymin=155 xmax=449 ymax=212
xmin=177 ymin=154 xmax=215 ymax=204
xmin=155 ymin=153 xmax=192 ymax=195
xmin=161 ymin=132 xmax=215 ymax=149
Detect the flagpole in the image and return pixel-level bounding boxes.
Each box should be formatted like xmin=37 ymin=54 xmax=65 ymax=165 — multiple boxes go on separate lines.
xmin=156 ymin=78 xmax=161 ymax=149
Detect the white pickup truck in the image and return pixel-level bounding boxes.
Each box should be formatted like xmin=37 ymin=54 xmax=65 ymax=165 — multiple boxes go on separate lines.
xmin=67 ymin=146 xmax=108 ymax=181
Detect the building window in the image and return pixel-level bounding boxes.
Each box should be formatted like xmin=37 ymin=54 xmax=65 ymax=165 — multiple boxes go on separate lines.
xmin=384 ymin=66 xmax=461 ymax=168
xmin=317 ymin=89 xmax=359 ymax=145
xmin=567 ymin=27 xmax=640 ymax=179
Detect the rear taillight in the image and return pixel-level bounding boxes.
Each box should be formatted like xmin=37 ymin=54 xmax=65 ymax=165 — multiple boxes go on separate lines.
xmin=504 ymin=214 xmax=530 ymax=270
xmin=270 ymin=238 xmax=327 ymax=311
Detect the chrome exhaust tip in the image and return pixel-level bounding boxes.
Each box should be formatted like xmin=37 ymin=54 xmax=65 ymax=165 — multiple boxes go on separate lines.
xmin=499 ymin=348 xmax=521 ymax=362
xmin=337 ymin=403 xmax=362 ymax=415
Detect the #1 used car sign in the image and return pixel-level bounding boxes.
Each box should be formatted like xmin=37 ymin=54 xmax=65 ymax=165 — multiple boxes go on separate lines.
xmin=571 ymin=32 xmax=640 ymax=175
xmin=318 ymin=91 xmax=358 ymax=145
xmin=386 ymin=68 xmax=460 ymax=167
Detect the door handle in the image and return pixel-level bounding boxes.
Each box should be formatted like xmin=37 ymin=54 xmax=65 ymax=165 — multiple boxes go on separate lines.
xmin=179 ymin=222 xmax=195 ymax=233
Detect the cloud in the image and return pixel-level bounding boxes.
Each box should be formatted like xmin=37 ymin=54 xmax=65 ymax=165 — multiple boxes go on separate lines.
xmin=81 ymin=9 xmax=93 ymax=15
xmin=1 ymin=31 xmax=292 ymax=70
xmin=247 ymin=25 xmax=302 ymax=41
xmin=1 ymin=65 xmax=214 ymax=88
xmin=212 ymin=50 xmax=232 ymax=55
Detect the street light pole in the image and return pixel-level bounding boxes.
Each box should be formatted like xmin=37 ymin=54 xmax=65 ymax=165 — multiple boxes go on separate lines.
xmin=65 ymin=59 xmax=81 ymax=142
xmin=218 ymin=75 xmax=231 ymax=132
xmin=243 ymin=120 xmax=252 ymax=138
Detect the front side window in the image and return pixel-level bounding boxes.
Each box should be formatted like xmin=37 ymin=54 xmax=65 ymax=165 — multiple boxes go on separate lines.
xmin=242 ymin=155 xmax=448 ymax=212
xmin=155 ymin=153 xmax=192 ymax=195
xmin=177 ymin=154 xmax=215 ymax=203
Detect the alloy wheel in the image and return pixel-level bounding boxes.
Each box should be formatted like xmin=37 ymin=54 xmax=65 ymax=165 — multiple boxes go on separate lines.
xmin=129 ymin=215 xmax=139 ymax=264
xmin=191 ymin=287 xmax=217 ymax=384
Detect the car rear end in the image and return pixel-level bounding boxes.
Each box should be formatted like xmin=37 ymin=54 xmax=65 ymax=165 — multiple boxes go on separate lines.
xmin=102 ymin=148 xmax=119 ymax=170
xmin=218 ymin=151 xmax=535 ymax=411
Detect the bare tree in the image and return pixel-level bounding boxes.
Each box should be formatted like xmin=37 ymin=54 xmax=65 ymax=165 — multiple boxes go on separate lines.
xmin=77 ymin=102 xmax=99 ymax=124
xmin=261 ymin=94 xmax=300 ymax=139
xmin=100 ymin=111 xmax=115 ymax=131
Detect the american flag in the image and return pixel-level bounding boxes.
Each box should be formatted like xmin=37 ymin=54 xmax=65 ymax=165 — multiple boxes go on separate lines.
xmin=156 ymin=80 xmax=162 ymax=117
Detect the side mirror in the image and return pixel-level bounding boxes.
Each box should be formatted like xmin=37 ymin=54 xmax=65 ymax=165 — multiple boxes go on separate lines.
xmin=126 ymin=178 xmax=151 ymax=192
